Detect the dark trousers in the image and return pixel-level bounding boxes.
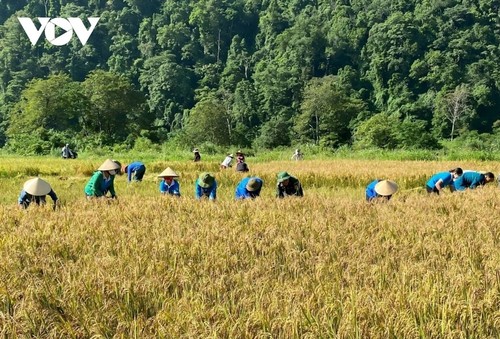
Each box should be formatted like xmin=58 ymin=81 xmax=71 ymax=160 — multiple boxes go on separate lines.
xmin=133 ymin=166 xmax=146 ymax=181
xmin=426 ymin=186 xmax=439 ymax=194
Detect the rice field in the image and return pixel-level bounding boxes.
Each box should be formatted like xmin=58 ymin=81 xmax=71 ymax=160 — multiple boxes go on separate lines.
xmin=0 ymin=157 xmax=499 ymax=337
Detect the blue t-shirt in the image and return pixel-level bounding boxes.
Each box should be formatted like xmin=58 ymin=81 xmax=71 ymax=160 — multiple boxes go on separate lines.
xmin=127 ymin=161 xmax=146 ymax=182
xmin=159 ymin=180 xmax=180 ymax=196
xmin=235 ymin=177 xmax=263 ymax=199
xmin=365 ymin=179 xmax=380 ymax=201
xmin=426 ymin=172 xmax=453 ymax=189
xmin=101 ymin=176 xmax=113 ymax=193
xmin=454 ymin=171 xmax=485 ymax=190
xmin=195 ymin=179 xmax=217 ymax=200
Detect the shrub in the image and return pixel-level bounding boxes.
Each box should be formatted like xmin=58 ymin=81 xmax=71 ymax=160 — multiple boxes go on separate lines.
xmin=253 ymin=115 xmax=291 ymax=149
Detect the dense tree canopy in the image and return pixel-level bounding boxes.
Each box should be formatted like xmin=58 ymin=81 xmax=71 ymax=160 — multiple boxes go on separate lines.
xmin=1 ymin=0 xmax=500 ymax=153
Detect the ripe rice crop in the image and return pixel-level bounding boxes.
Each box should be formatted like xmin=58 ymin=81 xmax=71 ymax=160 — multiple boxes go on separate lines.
xmin=0 ymin=158 xmax=499 ymax=337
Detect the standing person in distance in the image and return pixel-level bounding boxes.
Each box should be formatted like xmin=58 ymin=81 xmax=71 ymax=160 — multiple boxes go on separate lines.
xmin=159 ymin=167 xmax=181 ymax=196
xmin=195 ymin=172 xmax=217 ymax=200
xmin=236 ymin=150 xmax=245 ymax=164
xmin=84 ymin=159 xmax=121 ymax=199
xmin=276 ymin=171 xmax=304 ymax=198
xmin=426 ymin=168 xmax=463 ymax=194
xmin=291 ymin=149 xmax=303 ymax=161
xmin=18 ymin=177 xmax=58 ymax=210
xmin=193 ymin=148 xmax=201 ymax=162
xmin=235 ymin=150 xmax=249 ymax=172
xmin=61 ymin=143 xmax=74 ymax=159
xmin=122 ymin=161 xmax=146 ymax=183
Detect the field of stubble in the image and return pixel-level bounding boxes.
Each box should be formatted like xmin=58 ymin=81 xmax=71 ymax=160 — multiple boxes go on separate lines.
xmin=0 ymin=157 xmax=499 ymax=337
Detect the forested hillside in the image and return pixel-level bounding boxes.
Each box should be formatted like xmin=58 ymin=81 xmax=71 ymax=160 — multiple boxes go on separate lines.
xmin=1 ymin=0 xmax=500 ymax=154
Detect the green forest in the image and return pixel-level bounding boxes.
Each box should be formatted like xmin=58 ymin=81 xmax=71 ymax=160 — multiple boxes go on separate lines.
xmin=1 ymin=0 xmax=500 ymax=154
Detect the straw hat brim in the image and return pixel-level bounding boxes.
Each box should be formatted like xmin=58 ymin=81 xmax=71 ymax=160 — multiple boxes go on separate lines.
xmin=23 ymin=178 xmax=51 ymax=196
xmin=374 ymin=180 xmax=398 ymax=196
xmin=158 ymin=167 xmax=179 ymax=178
xmin=98 ymin=159 xmax=121 ymax=171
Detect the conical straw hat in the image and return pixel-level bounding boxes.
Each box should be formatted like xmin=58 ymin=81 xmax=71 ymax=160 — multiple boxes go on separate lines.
xmin=98 ymin=159 xmax=121 ymax=171
xmin=374 ymin=180 xmax=398 ymax=196
xmin=23 ymin=177 xmax=51 ymax=196
xmin=158 ymin=167 xmax=179 ymax=178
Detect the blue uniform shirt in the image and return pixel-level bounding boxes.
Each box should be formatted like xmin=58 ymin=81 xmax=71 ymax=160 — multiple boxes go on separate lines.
xmin=426 ymin=172 xmax=453 ymax=189
xmin=365 ymin=179 xmax=380 ymax=201
xmin=195 ymin=179 xmax=217 ymax=200
xmin=454 ymin=171 xmax=485 ymax=190
xmin=101 ymin=176 xmax=113 ymax=193
xmin=159 ymin=180 xmax=180 ymax=196
xmin=235 ymin=177 xmax=263 ymax=199
xmin=127 ymin=161 xmax=146 ymax=182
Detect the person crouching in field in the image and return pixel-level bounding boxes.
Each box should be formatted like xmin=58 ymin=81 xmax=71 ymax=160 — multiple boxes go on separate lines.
xmin=426 ymin=167 xmax=463 ymax=194
xmin=195 ymin=172 xmax=217 ymax=200
xmin=61 ymin=143 xmax=75 ymax=159
xmin=453 ymin=171 xmax=495 ymax=191
xmin=276 ymin=171 xmax=304 ymax=198
xmin=159 ymin=167 xmax=181 ymax=196
xmin=122 ymin=161 xmax=146 ymax=183
xmin=220 ymin=153 xmax=233 ymax=169
xmin=365 ymin=179 xmax=398 ymax=202
xmin=235 ymin=177 xmax=263 ymax=199
xmin=18 ymin=177 xmax=58 ymax=210
xmin=84 ymin=159 xmax=121 ymax=200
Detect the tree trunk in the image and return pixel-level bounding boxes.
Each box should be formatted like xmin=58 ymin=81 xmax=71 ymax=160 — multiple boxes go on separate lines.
xmin=217 ymin=29 xmax=221 ymax=63
xmin=315 ymin=112 xmax=319 ymax=145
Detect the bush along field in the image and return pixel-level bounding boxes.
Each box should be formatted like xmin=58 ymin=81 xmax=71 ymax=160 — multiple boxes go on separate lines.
xmin=0 ymin=157 xmax=500 ymax=337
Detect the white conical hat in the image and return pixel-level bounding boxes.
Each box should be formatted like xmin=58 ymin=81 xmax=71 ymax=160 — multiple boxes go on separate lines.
xmin=374 ymin=180 xmax=398 ymax=196
xmin=23 ymin=177 xmax=51 ymax=196
xmin=98 ymin=159 xmax=120 ymax=171
xmin=158 ymin=167 xmax=179 ymax=178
